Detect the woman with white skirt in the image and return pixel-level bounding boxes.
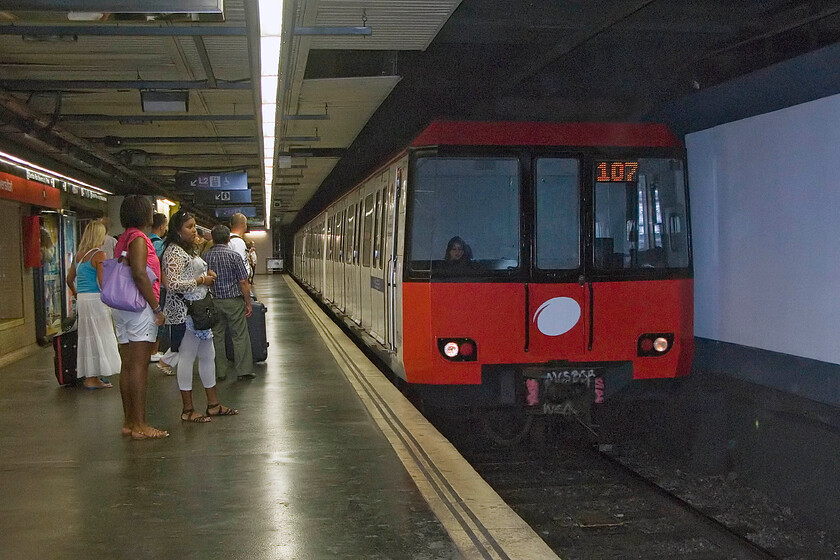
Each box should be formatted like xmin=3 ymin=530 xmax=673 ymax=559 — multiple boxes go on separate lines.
xmin=66 ymin=221 xmax=121 ymax=389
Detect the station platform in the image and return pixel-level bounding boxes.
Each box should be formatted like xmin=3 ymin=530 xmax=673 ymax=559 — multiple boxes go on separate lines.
xmin=0 ymin=275 xmax=556 ymax=560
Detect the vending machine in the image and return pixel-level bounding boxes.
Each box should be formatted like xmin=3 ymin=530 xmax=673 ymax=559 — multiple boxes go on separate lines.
xmin=34 ymin=211 xmax=77 ymax=344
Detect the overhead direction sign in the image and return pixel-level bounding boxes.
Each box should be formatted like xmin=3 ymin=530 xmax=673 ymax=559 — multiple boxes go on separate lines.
xmin=194 ymin=189 xmax=252 ymax=205
xmin=214 ymin=206 xmax=257 ymax=218
xmin=176 ymin=170 xmax=248 ymax=190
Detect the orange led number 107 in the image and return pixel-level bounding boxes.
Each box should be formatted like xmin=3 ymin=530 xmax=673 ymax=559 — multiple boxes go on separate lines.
xmin=596 ymin=161 xmax=639 ymax=182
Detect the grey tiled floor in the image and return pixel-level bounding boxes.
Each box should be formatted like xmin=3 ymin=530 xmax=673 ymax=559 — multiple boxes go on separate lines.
xmin=0 ymin=276 xmax=458 ymax=560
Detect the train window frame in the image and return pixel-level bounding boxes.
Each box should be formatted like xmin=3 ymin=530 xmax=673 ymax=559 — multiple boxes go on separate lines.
xmin=405 ymin=148 xmax=524 ymax=281
xmin=588 ymin=148 xmax=693 ymax=280
xmin=533 ymin=156 xmax=582 ymax=273
xmin=362 ymin=193 xmax=374 ymax=268
xmin=344 ymin=205 xmax=354 ymax=265
xmin=378 ymin=187 xmax=386 ymax=270
xmin=373 ymin=189 xmax=382 ymax=269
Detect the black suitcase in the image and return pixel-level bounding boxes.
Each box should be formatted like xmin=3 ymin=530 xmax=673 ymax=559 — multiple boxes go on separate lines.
xmin=225 ymin=300 xmax=268 ymax=363
xmin=52 ymin=329 xmax=78 ymax=386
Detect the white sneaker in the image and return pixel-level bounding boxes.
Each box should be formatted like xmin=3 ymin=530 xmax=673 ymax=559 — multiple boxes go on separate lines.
xmin=150 ymin=352 xmax=164 ymax=363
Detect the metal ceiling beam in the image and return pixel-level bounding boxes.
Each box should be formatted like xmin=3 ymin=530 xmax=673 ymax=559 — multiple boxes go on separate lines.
xmin=90 ymin=136 xmax=257 ymax=144
xmin=0 ymin=25 xmax=246 ymax=36
xmin=288 ymin=148 xmax=345 ymax=158
xmin=293 ymin=26 xmax=371 ymax=36
xmin=59 ymin=114 xmax=253 ymax=122
xmin=0 ymin=1 xmax=223 ymax=12
xmin=0 ymin=79 xmax=250 ymax=91
xmin=192 ymin=36 xmax=217 ymax=89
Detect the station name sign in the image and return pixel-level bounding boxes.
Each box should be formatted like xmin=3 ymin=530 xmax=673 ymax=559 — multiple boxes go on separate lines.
xmin=176 ymin=170 xmax=248 ymax=190
xmin=194 ymin=189 xmax=252 ymax=205
xmin=0 ymin=159 xmax=107 ymax=202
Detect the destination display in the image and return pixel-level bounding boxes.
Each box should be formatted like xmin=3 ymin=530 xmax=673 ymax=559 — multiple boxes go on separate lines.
xmin=595 ymin=161 xmax=639 ymax=183
xmin=214 ymin=206 xmax=257 ymax=218
xmin=194 ymin=189 xmax=252 ymax=205
xmin=176 ymin=170 xmax=248 ymax=190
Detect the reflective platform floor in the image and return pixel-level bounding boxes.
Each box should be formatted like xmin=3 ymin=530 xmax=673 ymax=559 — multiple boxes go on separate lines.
xmin=0 ymin=275 xmax=462 ymax=560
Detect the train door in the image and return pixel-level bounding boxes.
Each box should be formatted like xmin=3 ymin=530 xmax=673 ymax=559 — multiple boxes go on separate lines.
xmin=360 ymin=189 xmax=375 ymax=329
xmin=318 ymin=219 xmax=326 ymax=294
xmin=335 ymin=208 xmax=345 ymax=311
xmin=352 ymin=199 xmax=363 ymax=323
xmin=325 ymin=213 xmax=334 ymax=303
xmin=527 ymin=157 xmax=588 ymax=357
xmin=385 ymin=165 xmax=404 ymax=352
xmin=344 ymin=199 xmax=358 ymax=321
xmin=370 ymin=184 xmax=386 ymax=343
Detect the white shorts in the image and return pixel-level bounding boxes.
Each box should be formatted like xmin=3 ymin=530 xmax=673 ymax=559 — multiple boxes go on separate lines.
xmin=111 ymin=304 xmax=158 ymax=344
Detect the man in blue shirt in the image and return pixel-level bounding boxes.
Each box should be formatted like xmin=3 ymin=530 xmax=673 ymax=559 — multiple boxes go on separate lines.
xmin=149 ymin=213 xmax=168 ymax=259
xmin=205 ymin=225 xmax=254 ymax=381
xmin=148 ymin=213 xmax=169 ymax=364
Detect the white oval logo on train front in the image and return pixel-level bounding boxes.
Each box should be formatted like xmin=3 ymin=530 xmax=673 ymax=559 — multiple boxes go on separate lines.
xmin=533 ymin=297 xmax=581 ymax=336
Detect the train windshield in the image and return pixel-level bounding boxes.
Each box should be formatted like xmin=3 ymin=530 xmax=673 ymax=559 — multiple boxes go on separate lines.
xmin=594 ymin=158 xmax=689 ymax=270
xmin=409 ymin=157 xmax=520 ymax=276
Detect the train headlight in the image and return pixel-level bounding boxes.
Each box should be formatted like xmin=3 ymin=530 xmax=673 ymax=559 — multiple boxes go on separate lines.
xmin=443 ymin=342 xmax=460 ymax=358
xmin=637 ymin=333 xmax=674 ymax=357
xmin=653 ymin=337 xmax=669 ymax=353
xmin=437 ymin=338 xmax=478 ymax=362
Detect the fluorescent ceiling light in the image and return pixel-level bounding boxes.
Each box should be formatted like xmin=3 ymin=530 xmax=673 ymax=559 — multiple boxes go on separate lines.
xmin=259 ymin=3 xmax=283 ymax=36
xmin=261 ymin=75 xmax=278 ymax=102
xmin=0 ymin=150 xmax=112 ymax=194
xmin=260 ymin=37 xmax=281 ymax=73
xmin=259 ymin=0 xmax=284 ymax=228
xmin=262 ymin=104 xmax=276 ymax=125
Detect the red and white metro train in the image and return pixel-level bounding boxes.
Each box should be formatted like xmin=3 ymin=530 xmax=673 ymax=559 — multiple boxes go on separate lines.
xmin=293 ymin=121 xmax=693 ymax=442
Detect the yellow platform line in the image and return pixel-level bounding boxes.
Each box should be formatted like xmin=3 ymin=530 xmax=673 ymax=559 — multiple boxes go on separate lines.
xmin=285 ymin=276 xmax=560 ymax=560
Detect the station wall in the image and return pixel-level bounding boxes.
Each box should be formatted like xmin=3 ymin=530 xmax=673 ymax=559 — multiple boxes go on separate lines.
xmin=0 ymin=201 xmax=38 ymax=367
xmin=687 ymin=92 xmax=840 ymax=406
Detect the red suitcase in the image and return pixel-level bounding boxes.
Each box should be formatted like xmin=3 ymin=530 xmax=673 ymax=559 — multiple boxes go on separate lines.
xmin=52 ymin=329 xmax=78 ymax=386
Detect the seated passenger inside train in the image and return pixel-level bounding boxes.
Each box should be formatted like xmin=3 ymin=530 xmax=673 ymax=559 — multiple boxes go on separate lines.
xmin=443 ymin=236 xmax=472 ymax=266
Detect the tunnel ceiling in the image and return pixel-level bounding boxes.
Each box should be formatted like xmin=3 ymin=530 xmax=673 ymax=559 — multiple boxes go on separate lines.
xmin=0 ymin=0 xmax=838 ymax=229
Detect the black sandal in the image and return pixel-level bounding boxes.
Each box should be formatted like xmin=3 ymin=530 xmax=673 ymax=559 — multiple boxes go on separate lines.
xmin=181 ymin=409 xmax=211 ymax=423
xmin=206 ymin=403 xmax=238 ymax=416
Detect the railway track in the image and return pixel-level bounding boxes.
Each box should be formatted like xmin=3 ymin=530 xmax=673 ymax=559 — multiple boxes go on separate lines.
xmin=435 ymin=417 xmax=780 ymax=560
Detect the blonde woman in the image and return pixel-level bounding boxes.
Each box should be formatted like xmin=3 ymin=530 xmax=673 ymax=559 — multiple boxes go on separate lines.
xmin=66 ymin=221 xmax=121 ymax=389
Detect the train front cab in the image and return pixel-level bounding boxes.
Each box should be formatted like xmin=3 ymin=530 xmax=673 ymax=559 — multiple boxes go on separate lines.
xmin=400 ymin=133 xmax=693 ymax=427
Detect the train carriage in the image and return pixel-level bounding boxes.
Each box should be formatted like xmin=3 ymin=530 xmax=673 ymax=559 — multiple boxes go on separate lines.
xmin=293 ymin=121 xmax=693 ymax=442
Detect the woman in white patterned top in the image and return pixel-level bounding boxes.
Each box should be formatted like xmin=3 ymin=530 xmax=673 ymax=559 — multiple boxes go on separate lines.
xmin=161 ymin=210 xmax=238 ymax=423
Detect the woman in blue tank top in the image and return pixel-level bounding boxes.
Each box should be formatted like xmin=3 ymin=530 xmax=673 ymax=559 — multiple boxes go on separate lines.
xmin=66 ymin=221 xmax=121 ymax=389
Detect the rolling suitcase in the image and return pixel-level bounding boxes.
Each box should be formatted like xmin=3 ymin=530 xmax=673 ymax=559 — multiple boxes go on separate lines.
xmin=52 ymin=328 xmax=78 ymax=386
xmin=225 ymin=300 xmax=269 ymax=363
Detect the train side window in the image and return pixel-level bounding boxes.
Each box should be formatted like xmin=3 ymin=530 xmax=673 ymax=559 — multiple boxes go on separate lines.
xmin=336 ymin=212 xmax=343 ymax=262
xmin=345 ymin=206 xmax=354 ymax=264
xmin=372 ymin=190 xmax=381 ymax=269
xmin=377 ymin=188 xmax=385 ymax=270
xmin=362 ymin=194 xmax=374 ymax=267
xmin=355 ymin=202 xmax=362 ymax=265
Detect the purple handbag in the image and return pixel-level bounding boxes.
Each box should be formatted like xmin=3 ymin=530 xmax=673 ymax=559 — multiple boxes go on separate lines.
xmin=100 ymin=251 xmax=157 ymax=312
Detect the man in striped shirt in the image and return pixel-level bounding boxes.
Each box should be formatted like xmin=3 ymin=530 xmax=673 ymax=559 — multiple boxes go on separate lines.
xmin=205 ymin=225 xmax=255 ymax=381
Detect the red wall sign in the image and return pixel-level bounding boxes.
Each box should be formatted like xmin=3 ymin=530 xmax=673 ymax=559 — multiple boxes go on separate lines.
xmin=0 ymin=171 xmax=62 ymax=209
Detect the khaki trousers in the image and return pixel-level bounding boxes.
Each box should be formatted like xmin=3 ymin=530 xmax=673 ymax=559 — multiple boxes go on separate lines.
xmin=211 ymin=297 xmax=253 ymax=378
